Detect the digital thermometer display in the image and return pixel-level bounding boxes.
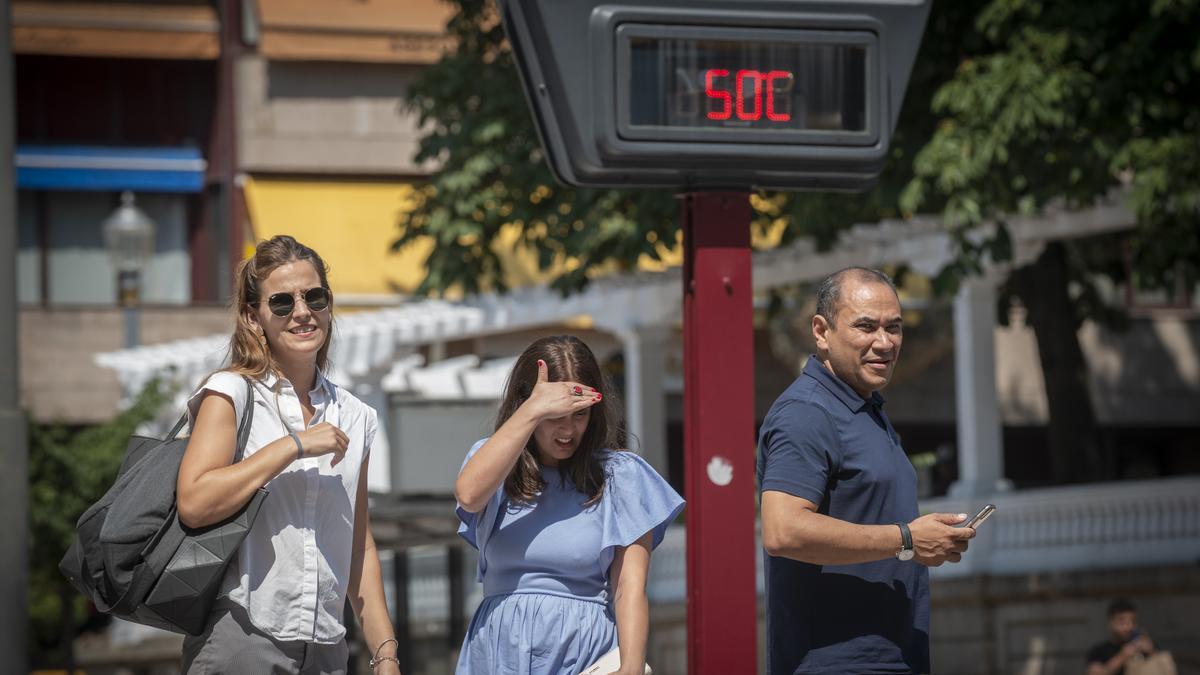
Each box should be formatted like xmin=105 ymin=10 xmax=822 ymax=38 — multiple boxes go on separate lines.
xmin=626 ymin=33 xmax=870 ymax=135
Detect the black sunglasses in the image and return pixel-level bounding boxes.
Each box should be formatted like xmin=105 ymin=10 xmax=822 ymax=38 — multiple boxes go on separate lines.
xmin=264 ymin=287 xmax=331 ymax=317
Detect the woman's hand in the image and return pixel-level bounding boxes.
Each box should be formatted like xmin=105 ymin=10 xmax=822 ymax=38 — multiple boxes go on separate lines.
xmin=519 ymin=359 xmax=602 ymax=422
xmin=293 ymin=422 xmax=350 ymax=465
xmin=456 ymin=359 xmax=602 ymax=512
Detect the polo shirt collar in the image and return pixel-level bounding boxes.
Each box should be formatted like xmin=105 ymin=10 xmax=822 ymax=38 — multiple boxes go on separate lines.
xmin=802 ymin=355 xmax=886 ymax=412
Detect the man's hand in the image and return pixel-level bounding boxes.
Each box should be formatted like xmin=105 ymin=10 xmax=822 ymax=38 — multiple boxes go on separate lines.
xmin=1120 ymin=640 xmax=1142 ymax=659
xmin=908 ymin=513 xmax=975 ymax=566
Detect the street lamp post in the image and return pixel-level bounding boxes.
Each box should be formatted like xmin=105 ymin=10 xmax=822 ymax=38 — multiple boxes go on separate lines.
xmin=103 ymin=191 xmax=156 ymax=349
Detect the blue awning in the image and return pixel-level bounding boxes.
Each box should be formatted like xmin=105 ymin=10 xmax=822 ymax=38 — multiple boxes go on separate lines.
xmin=15 ymin=145 xmax=208 ymax=193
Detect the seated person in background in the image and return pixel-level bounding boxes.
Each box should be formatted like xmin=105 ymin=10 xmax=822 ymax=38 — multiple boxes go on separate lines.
xmin=1086 ymin=598 xmax=1156 ymax=675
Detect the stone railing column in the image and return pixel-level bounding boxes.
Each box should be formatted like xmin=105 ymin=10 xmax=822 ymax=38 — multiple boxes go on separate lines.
xmin=950 ymin=278 xmax=1013 ymax=498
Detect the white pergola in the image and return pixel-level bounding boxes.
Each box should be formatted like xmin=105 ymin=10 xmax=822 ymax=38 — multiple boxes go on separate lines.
xmin=97 ymin=195 xmax=1136 ymax=496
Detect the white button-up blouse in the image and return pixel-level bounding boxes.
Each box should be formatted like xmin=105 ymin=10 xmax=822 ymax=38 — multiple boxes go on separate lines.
xmin=186 ymin=369 xmax=378 ymax=644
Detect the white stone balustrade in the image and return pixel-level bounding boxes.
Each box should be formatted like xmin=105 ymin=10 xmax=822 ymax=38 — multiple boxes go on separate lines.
xmin=396 ymin=476 xmax=1200 ymax=622
xmin=924 ymin=476 xmax=1200 ymax=578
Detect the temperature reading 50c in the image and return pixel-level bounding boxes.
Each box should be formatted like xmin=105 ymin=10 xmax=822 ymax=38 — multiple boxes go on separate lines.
xmin=704 ymin=68 xmax=794 ymax=122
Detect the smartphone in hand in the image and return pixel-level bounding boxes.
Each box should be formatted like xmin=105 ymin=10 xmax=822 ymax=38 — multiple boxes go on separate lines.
xmin=961 ymin=504 xmax=997 ymax=529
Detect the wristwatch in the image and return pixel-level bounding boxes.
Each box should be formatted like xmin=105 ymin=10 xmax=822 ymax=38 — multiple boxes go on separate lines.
xmin=895 ymin=522 xmax=914 ymax=561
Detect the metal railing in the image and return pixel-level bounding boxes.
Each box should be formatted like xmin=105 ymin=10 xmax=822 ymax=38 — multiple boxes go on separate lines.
xmin=398 ymin=476 xmax=1200 ymax=620
xmin=922 ymin=476 xmax=1200 ymax=578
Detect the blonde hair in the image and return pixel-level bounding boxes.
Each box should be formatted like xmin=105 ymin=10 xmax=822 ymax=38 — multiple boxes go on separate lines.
xmin=226 ymin=235 xmax=334 ymax=379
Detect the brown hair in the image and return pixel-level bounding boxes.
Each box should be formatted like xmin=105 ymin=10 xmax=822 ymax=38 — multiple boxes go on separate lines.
xmin=497 ymin=335 xmax=623 ymax=505
xmin=226 ymin=235 xmax=335 ymax=380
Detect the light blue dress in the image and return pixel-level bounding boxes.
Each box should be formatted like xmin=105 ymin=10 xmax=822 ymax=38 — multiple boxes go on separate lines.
xmin=455 ymin=439 xmax=685 ymax=675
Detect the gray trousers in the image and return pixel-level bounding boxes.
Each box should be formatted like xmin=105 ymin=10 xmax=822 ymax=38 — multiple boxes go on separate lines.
xmin=181 ymin=599 xmax=349 ymax=675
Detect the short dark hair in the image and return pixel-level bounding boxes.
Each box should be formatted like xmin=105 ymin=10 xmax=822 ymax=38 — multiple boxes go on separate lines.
xmin=1107 ymin=598 xmax=1136 ymax=617
xmin=814 ymin=267 xmax=898 ymax=325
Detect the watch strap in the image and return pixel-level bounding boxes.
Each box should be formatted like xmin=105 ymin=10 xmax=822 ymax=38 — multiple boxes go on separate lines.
xmin=896 ymin=522 xmax=913 ymax=553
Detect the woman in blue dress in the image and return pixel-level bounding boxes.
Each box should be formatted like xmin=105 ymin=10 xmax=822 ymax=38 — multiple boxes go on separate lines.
xmin=454 ymin=335 xmax=684 ymax=675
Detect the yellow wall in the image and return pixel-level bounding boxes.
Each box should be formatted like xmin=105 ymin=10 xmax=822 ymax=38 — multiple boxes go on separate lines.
xmin=243 ymin=177 xmax=433 ymax=296
xmin=243 ymin=177 xmax=789 ymax=296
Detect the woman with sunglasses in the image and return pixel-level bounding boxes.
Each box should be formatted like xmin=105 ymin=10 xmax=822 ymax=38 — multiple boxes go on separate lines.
xmin=455 ymin=335 xmax=684 ymax=675
xmin=177 ymin=235 xmax=402 ymax=675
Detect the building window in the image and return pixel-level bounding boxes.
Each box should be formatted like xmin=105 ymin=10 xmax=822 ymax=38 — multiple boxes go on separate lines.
xmin=17 ymin=190 xmax=192 ymax=306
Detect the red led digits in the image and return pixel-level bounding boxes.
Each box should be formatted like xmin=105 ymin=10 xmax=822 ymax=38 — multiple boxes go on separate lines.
xmin=705 ymin=69 xmax=732 ymax=120
xmin=735 ymin=70 xmax=762 ymax=120
xmin=703 ymin=68 xmax=792 ymax=123
xmin=765 ymin=70 xmax=792 ymax=121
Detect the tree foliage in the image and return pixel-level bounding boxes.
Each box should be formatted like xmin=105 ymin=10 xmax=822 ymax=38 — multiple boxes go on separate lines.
xmin=396 ymin=0 xmax=676 ymax=295
xmin=399 ymin=0 xmax=1197 ymax=303
xmin=902 ymin=0 xmax=1200 ymax=296
xmin=28 ymin=381 xmax=168 ymax=665
xmin=896 ymin=0 xmax=1200 ymax=483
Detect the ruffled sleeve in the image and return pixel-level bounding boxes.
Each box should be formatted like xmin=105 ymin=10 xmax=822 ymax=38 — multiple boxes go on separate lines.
xmin=456 ymin=438 xmax=505 ymax=581
xmin=597 ymin=450 xmax=685 ymax=575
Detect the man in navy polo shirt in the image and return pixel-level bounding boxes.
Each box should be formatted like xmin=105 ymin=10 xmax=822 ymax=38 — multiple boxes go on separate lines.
xmin=757 ymin=267 xmax=976 ymax=674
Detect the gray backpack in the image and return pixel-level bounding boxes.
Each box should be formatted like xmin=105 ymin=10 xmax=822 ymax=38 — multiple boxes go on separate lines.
xmin=59 ymin=378 xmax=268 ymax=635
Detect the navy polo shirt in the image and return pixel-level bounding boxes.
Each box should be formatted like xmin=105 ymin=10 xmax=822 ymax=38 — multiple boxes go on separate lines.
xmin=756 ymin=356 xmax=930 ymax=675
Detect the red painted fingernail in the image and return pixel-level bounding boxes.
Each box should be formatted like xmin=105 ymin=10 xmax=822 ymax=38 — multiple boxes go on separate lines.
xmin=596 ymin=393 xmax=602 ymax=400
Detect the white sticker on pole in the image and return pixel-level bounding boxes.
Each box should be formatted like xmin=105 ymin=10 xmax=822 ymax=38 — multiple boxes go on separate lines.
xmin=706 ymin=456 xmax=733 ymax=487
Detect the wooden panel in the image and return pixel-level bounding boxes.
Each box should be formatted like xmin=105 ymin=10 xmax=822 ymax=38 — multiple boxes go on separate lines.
xmin=259 ymin=30 xmax=451 ymax=64
xmin=13 ymin=26 xmax=218 ymax=59
xmin=12 ymin=2 xmax=219 ymax=59
xmin=255 ymin=0 xmax=455 ymax=63
xmin=256 ymin=0 xmax=452 ymax=34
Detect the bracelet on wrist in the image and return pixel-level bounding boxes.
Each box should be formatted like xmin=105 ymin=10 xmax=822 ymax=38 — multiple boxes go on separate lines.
xmin=369 ymin=655 xmax=399 ymax=670
xmin=289 ymin=431 xmax=303 ymax=461
xmin=370 ymin=637 xmax=399 ymax=670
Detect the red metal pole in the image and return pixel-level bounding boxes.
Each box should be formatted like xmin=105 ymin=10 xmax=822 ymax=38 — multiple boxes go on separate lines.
xmin=215 ymin=0 xmax=243 ymax=295
xmin=682 ymin=191 xmax=758 ymax=674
